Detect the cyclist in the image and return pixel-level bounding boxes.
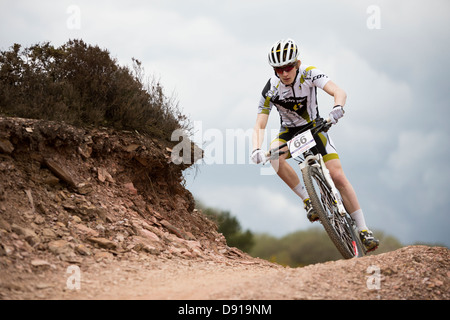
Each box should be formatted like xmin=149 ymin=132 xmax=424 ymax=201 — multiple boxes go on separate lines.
xmin=251 ymin=38 xmax=379 ymax=252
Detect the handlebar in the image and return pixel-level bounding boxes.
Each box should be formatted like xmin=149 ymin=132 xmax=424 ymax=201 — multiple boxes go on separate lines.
xmin=263 ymin=117 xmax=333 ymax=164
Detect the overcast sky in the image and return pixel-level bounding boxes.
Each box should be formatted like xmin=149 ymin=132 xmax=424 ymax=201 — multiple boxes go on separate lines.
xmin=1 ymin=0 xmax=449 ymax=247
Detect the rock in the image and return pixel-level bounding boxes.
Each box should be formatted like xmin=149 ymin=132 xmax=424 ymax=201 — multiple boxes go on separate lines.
xmin=136 ymin=228 xmax=160 ymax=242
xmin=128 ymin=236 xmax=161 ymax=255
xmin=98 ymin=167 xmax=115 ymax=183
xmin=75 ymin=244 xmax=92 ymax=256
xmin=43 ymin=158 xmax=77 ymax=188
xmin=71 ymin=215 xmax=82 ymax=224
xmin=0 ymin=281 xmax=24 ymax=292
xmin=150 ymin=209 xmax=164 ymax=221
xmin=76 ymin=182 xmax=93 ymax=195
xmin=134 ymin=156 xmax=149 ymax=166
xmin=0 ymin=243 xmax=6 ymax=256
xmin=41 ymin=228 xmax=57 ymax=240
xmin=65 ymin=203 xmax=107 ymax=222
xmin=94 ymin=251 xmax=114 ymax=261
xmin=60 ymin=253 xmax=82 ymax=263
xmin=1 ymin=244 xmax=14 ymax=256
xmin=48 ymin=240 xmax=73 ymax=256
xmin=0 ymin=138 xmax=14 ymax=154
xmin=24 ymin=189 xmax=36 ymax=213
xmin=123 ymin=182 xmax=138 ymax=195
xmin=33 ymin=214 xmax=46 ymax=225
xmin=0 ymin=218 xmax=11 ymax=232
xmin=87 ymin=237 xmax=117 ymax=250
xmin=83 ymin=205 xmax=107 ymax=222
xmin=124 ymin=144 xmax=140 ymax=152
xmin=73 ymin=223 xmax=99 ymax=237
xmin=11 ymin=224 xmax=39 ymax=246
xmin=31 ymin=259 xmax=54 ymax=269
xmin=35 ymin=283 xmax=54 ymax=290
xmin=160 ymin=219 xmax=190 ymax=240
xmin=42 ymin=175 xmax=60 ymax=186
xmin=47 ymin=240 xmax=80 ymax=263
xmin=77 ymin=145 xmax=92 ymax=159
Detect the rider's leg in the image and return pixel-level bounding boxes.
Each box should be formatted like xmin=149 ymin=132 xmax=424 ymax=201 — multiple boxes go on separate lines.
xmin=269 ymin=141 xmax=308 ymax=199
xmin=325 ymin=158 xmax=367 ymax=231
xmin=327 ymin=158 xmax=379 ymax=251
xmin=325 ymin=158 xmax=360 ymax=213
xmin=271 ymin=154 xmax=299 ymax=188
xmin=269 ymin=141 xmax=318 ymax=222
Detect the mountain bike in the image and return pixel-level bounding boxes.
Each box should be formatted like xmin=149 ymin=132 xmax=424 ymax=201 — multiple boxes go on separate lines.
xmin=264 ymin=118 xmax=366 ymax=259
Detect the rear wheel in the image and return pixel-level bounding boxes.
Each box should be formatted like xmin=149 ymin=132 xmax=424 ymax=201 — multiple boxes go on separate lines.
xmin=302 ymin=165 xmax=364 ymax=259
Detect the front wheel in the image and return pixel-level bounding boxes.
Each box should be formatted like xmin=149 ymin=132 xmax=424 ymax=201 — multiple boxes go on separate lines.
xmin=302 ymin=165 xmax=364 ymax=259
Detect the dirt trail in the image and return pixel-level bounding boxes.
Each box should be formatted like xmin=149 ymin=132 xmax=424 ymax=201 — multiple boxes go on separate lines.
xmin=0 ymin=118 xmax=448 ymax=300
xmin=68 ymin=245 xmax=447 ymax=300
xmin=2 ymin=245 xmax=448 ymax=300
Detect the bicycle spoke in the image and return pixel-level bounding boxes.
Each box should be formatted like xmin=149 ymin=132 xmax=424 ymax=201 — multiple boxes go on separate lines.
xmin=304 ymin=165 xmax=358 ymax=259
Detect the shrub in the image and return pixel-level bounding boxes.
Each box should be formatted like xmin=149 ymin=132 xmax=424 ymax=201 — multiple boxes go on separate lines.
xmin=0 ymin=39 xmax=189 ymax=141
xmin=197 ymin=202 xmax=255 ymax=252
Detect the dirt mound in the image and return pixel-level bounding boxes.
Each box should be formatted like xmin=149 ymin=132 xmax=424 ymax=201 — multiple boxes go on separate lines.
xmin=0 ymin=117 xmax=448 ymax=300
xmin=0 ymin=117 xmax=253 ymax=298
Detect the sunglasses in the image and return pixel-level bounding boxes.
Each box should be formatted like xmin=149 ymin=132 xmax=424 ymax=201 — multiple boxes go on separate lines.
xmin=274 ymin=63 xmax=296 ymax=74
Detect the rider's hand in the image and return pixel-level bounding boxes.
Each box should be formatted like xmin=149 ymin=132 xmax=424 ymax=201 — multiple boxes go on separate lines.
xmin=251 ymin=149 xmax=266 ymax=164
xmin=329 ymin=105 xmax=345 ymax=124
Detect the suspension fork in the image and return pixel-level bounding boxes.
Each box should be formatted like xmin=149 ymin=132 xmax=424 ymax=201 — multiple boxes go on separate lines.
xmin=299 ymin=154 xmax=347 ymax=215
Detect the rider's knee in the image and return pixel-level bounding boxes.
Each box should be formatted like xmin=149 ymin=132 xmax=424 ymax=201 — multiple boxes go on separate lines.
xmin=271 ymin=155 xmax=287 ymax=166
xmin=270 ymin=155 xmax=289 ymax=175
xmin=330 ymin=169 xmax=348 ymax=190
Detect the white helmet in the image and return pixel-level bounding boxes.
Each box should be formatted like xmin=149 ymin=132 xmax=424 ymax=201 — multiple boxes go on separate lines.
xmin=268 ymin=38 xmax=299 ymax=67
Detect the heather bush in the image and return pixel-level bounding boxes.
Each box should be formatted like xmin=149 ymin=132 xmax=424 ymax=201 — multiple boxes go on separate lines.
xmin=0 ymin=39 xmax=189 ymax=141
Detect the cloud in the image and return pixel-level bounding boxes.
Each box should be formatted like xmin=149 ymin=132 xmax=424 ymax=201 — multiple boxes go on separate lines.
xmin=381 ymin=130 xmax=450 ymax=206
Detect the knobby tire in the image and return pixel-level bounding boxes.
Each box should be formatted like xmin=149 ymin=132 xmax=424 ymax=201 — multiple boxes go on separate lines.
xmin=302 ymin=165 xmax=362 ymax=259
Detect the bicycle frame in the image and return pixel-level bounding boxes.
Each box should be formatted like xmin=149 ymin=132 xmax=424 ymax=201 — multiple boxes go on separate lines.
xmin=299 ymin=153 xmax=346 ymax=216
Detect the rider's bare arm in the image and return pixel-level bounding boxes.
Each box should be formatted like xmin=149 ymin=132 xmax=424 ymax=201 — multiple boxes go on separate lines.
xmin=323 ymin=81 xmax=347 ymax=107
xmin=252 ymin=113 xmax=269 ymax=151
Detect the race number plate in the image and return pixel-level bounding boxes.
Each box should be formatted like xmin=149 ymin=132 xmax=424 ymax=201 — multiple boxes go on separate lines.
xmin=288 ymin=129 xmax=316 ymax=158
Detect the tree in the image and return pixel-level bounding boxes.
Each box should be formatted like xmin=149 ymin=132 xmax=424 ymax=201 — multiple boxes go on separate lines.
xmin=198 ymin=203 xmax=254 ymax=252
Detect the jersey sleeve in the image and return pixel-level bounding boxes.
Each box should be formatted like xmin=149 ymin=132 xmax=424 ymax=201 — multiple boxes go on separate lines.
xmin=258 ymin=79 xmax=274 ymax=115
xmin=301 ymin=66 xmax=330 ymax=89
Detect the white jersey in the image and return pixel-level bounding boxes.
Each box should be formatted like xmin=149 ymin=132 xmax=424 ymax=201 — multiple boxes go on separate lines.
xmin=258 ymin=64 xmax=331 ymax=128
